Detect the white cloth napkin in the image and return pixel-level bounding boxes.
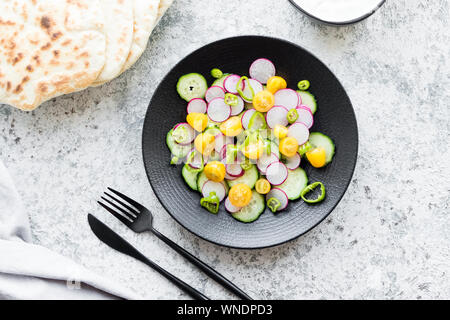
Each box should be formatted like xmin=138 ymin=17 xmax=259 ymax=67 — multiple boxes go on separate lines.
xmin=0 ymin=160 xmax=141 ymax=300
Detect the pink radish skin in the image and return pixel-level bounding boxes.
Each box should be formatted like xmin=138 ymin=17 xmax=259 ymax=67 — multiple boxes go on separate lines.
xmin=284 ymin=153 xmax=301 ymax=170
xmin=187 ymin=98 xmax=207 ymax=114
xmin=223 ymin=75 xmax=244 ymax=94
xmin=214 ymin=133 xmax=233 ymax=153
xmin=226 ymin=163 xmax=244 ymax=177
xmin=241 ymin=109 xmax=256 ymax=130
xmin=288 ymin=122 xmax=310 ymax=145
xmin=219 ymin=144 xmax=235 ymax=162
xmin=265 ymin=105 xmax=289 ymax=129
xmin=297 ymin=91 xmax=303 ymax=106
xmin=257 ymin=152 xmax=279 ymax=174
xmin=225 ymin=197 xmax=241 ymax=213
xmin=207 ymin=98 xmax=231 ymax=123
xmin=205 ymin=86 xmax=225 ymax=103
xmin=265 ymin=162 xmax=288 ymax=186
xmin=296 ymin=106 xmax=314 ymax=129
xmin=225 ymin=173 xmax=238 ymax=181
xmin=202 ymin=180 xmax=226 ymax=202
xmin=173 ymin=123 xmax=195 ymax=145
xmin=274 ymin=89 xmax=299 ymax=110
xmin=249 ymin=58 xmax=276 ymax=84
xmin=230 ymin=96 xmax=245 ymax=116
xmin=266 ymin=188 xmax=289 ymax=211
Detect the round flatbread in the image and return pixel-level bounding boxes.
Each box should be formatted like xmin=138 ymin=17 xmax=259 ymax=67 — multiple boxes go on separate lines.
xmin=92 ymin=0 xmax=134 ymax=85
xmin=120 ymin=0 xmax=160 ymax=73
xmin=0 ymin=0 xmax=106 ymax=111
xmin=156 ymin=0 xmax=174 ymax=23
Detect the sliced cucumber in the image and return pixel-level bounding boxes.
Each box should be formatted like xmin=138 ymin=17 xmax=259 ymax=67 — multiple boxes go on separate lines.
xmin=166 ymin=130 xmax=190 ymax=158
xmin=227 ymin=164 xmax=259 ymax=189
xmin=231 ymin=191 xmax=265 ymax=223
xmin=204 ymin=126 xmax=221 ymax=137
xmin=197 ymin=171 xmax=208 ymax=192
xmin=297 ymin=91 xmax=317 ymax=114
xmin=212 ymin=73 xmax=230 ymax=88
xmin=177 ymin=73 xmax=208 ymax=102
xmin=309 ymin=132 xmax=335 ymax=164
xmin=278 ymin=168 xmax=308 ymax=200
xmin=182 ymin=165 xmax=199 ymax=191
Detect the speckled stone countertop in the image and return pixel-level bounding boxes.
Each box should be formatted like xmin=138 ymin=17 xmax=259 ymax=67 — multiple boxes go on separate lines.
xmin=1 ymin=0 xmax=449 ymax=299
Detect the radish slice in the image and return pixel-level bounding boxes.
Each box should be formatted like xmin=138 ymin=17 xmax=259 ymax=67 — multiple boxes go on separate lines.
xmin=296 ymin=106 xmax=314 ymax=129
xmin=240 ymin=78 xmax=264 ymax=103
xmin=225 ymin=197 xmax=241 ymax=213
xmin=207 ymin=98 xmax=231 ymax=123
xmin=249 ymin=58 xmax=276 ymax=84
xmin=219 ymin=144 xmax=236 ymax=162
xmin=225 ymin=173 xmax=238 ymax=181
xmin=266 ymin=162 xmax=288 ymax=186
xmin=187 ymin=150 xmax=203 ymax=169
xmin=226 ymin=163 xmax=244 ymax=177
xmin=265 ymin=105 xmax=289 ymax=129
xmin=187 ymin=98 xmax=207 ymax=114
xmin=230 ymin=96 xmax=245 ymax=116
xmin=223 ymin=75 xmax=244 ymax=94
xmin=274 ymin=89 xmax=299 ymax=110
xmin=288 ymin=122 xmax=310 ymax=145
xmin=205 ymin=86 xmax=225 ymax=103
xmin=257 ymin=152 xmax=279 ymax=174
xmin=266 ymin=188 xmax=289 ymax=211
xmin=297 ymin=91 xmax=303 ymax=106
xmin=173 ymin=123 xmax=195 ymax=145
xmin=241 ymin=109 xmax=256 ymax=130
xmin=214 ymin=133 xmax=233 ymax=153
xmin=202 ymin=180 xmax=226 ymax=202
xmin=284 ymin=153 xmax=301 ymax=170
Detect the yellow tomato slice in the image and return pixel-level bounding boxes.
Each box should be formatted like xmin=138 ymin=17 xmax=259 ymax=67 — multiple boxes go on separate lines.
xmin=255 ymin=178 xmax=271 ymax=195
xmin=306 ymin=147 xmax=327 ymax=168
xmin=266 ymin=76 xmax=287 ymax=94
xmin=219 ymin=116 xmax=243 ymax=137
xmin=279 ymin=137 xmax=299 ymax=157
xmin=253 ymin=90 xmax=275 ymax=112
xmin=204 ymin=161 xmax=226 ymax=182
xmin=229 ymin=183 xmax=252 ymax=207
xmin=194 ymin=133 xmax=215 ymax=156
xmin=273 ymin=125 xmax=288 ymax=139
xmin=187 ymin=113 xmax=208 ymax=132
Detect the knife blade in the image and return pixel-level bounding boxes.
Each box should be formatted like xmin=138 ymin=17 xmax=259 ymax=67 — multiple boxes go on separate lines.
xmin=87 ymin=214 xmax=209 ymax=300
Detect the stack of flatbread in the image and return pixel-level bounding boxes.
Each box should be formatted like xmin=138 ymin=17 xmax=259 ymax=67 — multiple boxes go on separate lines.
xmin=0 ymin=0 xmax=173 ymax=111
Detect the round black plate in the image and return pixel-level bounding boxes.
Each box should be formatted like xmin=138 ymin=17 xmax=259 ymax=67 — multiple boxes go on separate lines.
xmin=142 ymin=36 xmax=358 ymax=249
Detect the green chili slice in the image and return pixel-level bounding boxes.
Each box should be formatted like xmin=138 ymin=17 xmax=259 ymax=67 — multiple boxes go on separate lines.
xmin=297 ymin=80 xmax=310 ymax=91
xmin=301 ymin=182 xmax=326 ymax=204
xmin=263 ymin=139 xmax=271 ymax=155
xmin=298 ymin=141 xmax=312 ymax=157
xmin=185 ymin=151 xmax=204 ymax=173
xmin=224 ymin=93 xmax=239 ymax=106
xmin=237 ymin=76 xmax=254 ymax=102
xmin=170 ymin=156 xmax=179 ymax=165
xmin=240 ymin=161 xmax=252 ymax=170
xmin=200 ymin=191 xmax=220 ymax=214
xmin=225 ymin=144 xmax=238 ymax=164
xmin=267 ymin=197 xmax=281 ymax=213
xmin=211 ymin=68 xmax=223 ymax=79
xmin=287 ymin=109 xmax=299 ymax=124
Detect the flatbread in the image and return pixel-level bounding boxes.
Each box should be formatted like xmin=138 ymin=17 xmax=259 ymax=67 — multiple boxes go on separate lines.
xmin=156 ymin=0 xmax=174 ymax=23
xmin=120 ymin=0 xmax=160 ymax=73
xmin=0 ymin=0 xmax=106 ymax=111
xmin=92 ymin=0 xmax=134 ymax=84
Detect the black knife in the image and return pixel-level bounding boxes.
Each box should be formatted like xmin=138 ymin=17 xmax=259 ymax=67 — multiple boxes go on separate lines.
xmin=87 ymin=214 xmax=209 ymax=300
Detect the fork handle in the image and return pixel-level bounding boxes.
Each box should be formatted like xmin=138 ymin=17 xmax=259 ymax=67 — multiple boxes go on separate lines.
xmin=151 ymin=228 xmax=252 ymax=300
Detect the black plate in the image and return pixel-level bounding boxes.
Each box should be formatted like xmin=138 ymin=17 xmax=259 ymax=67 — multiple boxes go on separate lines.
xmin=142 ymin=36 xmax=358 ymax=249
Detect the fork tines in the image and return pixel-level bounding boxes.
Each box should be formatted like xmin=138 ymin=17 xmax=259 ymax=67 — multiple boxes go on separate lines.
xmin=97 ymin=187 xmax=141 ymax=225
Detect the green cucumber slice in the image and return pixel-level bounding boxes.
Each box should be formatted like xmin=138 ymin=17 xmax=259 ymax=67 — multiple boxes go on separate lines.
xmin=182 ymin=165 xmax=199 ymax=191
xmin=177 ymin=73 xmax=208 ymax=102
xmin=196 ymin=171 xmax=208 ymax=192
xmin=212 ymin=73 xmax=230 ymax=88
xmin=227 ymin=164 xmax=259 ymax=189
xmin=297 ymin=91 xmax=317 ymax=114
xmin=231 ymin=191 xmax=265 ymax=223
xmin=166 ymin=130 xmax=190 ymax=158
xmin=308 ymin=132 xmax=335 ymax=164
xmin=278 ymin=168 xmax=308 ymax=200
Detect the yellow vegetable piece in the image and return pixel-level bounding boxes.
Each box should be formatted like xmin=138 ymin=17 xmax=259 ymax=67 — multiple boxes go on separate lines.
xmin=194 ymin=133 xmax=215 ymax=156
xmin=242 ymin=140 xmax=264 ymax=160
xmin=279 ymin=137 xmax=299 ymax=157
xmin=255 ymin=178 xmax=271 ymax=195
xmin=252 ymin=90 xmax=275 ymax=112
xmin=229 ymin=183 xmax=252 ymax=207
xmin=219 ymin=116 xmax=243 ymax=137
xmin=266 ymin=76 xmax=287 ymax=94
xmin=187 ymin=113 xmax=208 ymax=132
xmin=273 ymin=125 xmax=288 ymax=139
xmin=306 ymin=147 xmax=327 ymax=168
xmin=204 ymin=161 xmax=226 ymax=182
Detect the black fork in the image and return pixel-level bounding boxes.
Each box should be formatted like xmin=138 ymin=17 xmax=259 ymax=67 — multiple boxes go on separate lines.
xmin=98 ymin=187 xmax=252 ymax=300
